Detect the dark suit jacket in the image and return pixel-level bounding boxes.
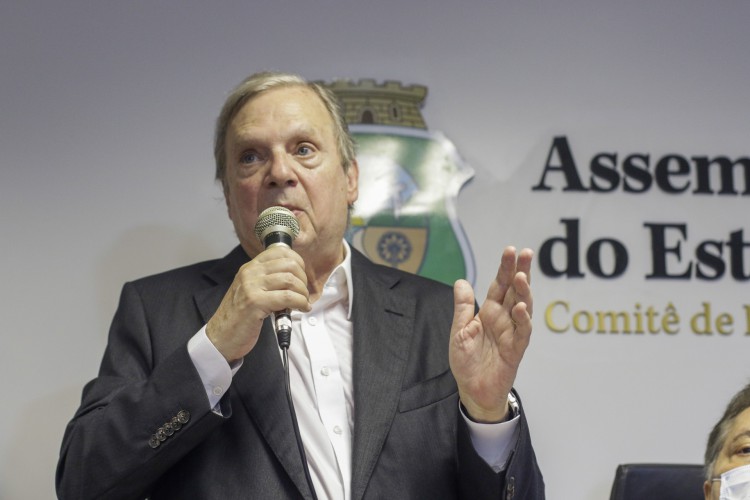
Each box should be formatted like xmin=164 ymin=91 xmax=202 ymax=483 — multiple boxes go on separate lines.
xmin=57 ymin=246 xmax=544 ymax=499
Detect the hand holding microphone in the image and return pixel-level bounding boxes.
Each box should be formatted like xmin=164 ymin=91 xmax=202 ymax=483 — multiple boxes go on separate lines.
xmin=206 ymin=206 xmax=308 ymax=362
xmin=253 ymin=206 xmax=301 ymax=349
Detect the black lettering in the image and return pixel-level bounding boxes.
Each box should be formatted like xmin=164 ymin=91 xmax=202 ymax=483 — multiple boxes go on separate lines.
xmin=654 ymin=155 xmax=691 ymax=193
xmin=644 ymin=222 xmax=691 ymax=279
xmin=695 ymin=240 xmax=725 ymax=280
xmin=622 ymin=154 xmax=652 ymax=193
xmin=727 ymin=229 xmax=750 ymax=280
xmin=532 ymin=136 xmax=587 ymax=192
xmin=586 ymin=238 xmax=628 ymax=278
xmin=590 ymin=153 xmax=620 ymax=192
xmin=538 ymin=218 xmax=585 ymax=278
xmin=692 ymin=156 xmax=750 ymax=195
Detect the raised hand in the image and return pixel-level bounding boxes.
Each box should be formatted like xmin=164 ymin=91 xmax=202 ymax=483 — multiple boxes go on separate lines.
xmin=449 ymin=247 xmax=534 ymax=422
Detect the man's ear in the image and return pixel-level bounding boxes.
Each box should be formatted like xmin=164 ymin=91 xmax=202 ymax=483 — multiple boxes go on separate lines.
xmin=346 ymin=159 xmax=359 ymax=205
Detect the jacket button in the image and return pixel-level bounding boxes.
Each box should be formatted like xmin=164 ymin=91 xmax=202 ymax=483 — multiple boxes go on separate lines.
xmin=163 ymin=422 xmax=175 ymax=436
xmin=156 ymin=428 xmax=167 ymax=441
xmin=171 ymin=416 xmax=182 ymax=431
xmin=177 ymin=410 xmax=190 ymax=424
xmin=505 ymin=476 xmax=515 ymax=499
xmin=148 ymin=435 xmax=161 ymax=449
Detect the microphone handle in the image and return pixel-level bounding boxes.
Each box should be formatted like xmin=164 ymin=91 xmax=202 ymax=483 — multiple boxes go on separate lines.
xmin=274 ymin=309 xmax=292 ymax=348
xmin=264 ymin=231 xmax=294 ymax=248
xmin=262 ymin=230 xmax=295 ymax=349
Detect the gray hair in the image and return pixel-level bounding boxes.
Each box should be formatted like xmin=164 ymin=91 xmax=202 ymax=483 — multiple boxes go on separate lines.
xmin=213 ymin=71 xmax=356 ymax=190
xmin=704 ymin=382 xmax=750 ymax=480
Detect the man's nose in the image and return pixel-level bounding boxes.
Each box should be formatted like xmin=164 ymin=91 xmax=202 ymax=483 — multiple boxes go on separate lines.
xmin=266 ymin=152 xmax=297 ymax=187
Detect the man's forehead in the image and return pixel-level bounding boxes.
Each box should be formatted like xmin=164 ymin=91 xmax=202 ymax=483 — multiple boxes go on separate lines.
xmin=249 ymin=85 xmax=326 ymax=114
xmin=230 ymin=87 xmax=331 ymax=133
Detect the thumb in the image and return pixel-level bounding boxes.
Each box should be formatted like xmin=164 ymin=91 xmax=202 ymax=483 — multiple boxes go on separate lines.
xmin=451 ymin=279 xmax=476 ymax=336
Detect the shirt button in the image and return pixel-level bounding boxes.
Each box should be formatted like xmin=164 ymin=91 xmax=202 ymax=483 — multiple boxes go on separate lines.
xmin=320 ymin=366 xmax=330 ymax=376
xmin=333 ymin=425 xmax=343 ymax=435
xmin=308 ymin=316 xmax=317 ymax=326
xmin=213 ymin=386 xmax=224 ymax=396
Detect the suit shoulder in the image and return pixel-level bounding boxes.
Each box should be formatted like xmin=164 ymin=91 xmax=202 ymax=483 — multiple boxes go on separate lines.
xmin=132 ymin=258 xmax=215 ymax=285
xmin=395 ymin=266 xmax=453 ymax=292
xmin=364 ymin=259 xmax=455 ymax=298
xmin=126 ymin=246 xmax=247 ymax=295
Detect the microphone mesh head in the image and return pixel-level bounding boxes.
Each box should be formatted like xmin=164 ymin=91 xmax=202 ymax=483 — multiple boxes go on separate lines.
xmin=254 ymin=206 xmax=300 ymax=242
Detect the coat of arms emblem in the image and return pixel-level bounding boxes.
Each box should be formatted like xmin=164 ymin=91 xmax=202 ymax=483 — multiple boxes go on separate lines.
xmin=322 ymin=79 xmax=476 ymax=285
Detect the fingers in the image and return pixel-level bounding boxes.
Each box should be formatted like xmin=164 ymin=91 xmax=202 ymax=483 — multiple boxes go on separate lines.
xmin=494 ymin=246 xmax=518 ymax=301
xmin=511 ymin=301 xmax=532 ymax=335
xmin=449 ymin=247 xmax=534 ymax=425
xmin=451 ymin=279 xmax=476 ymax=338
xmin=207 ymin=246 xmax=310 ymax=362
xmin=517 ymin=247 xmax=534 ymax=285
xmin=245 ymin=246 xmax=310 ymax=313
xmin=488 ymin=247 xmax=534 ymax=307
xmin=513 ymin=270 xmax=533 ymax=318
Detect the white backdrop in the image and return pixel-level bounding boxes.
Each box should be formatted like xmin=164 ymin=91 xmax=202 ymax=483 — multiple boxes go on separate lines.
xmin=2 ymin=1 xmax=749 ymax=498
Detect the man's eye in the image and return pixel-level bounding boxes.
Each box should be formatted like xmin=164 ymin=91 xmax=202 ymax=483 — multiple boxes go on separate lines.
xmin=739 ymin=445 xmax=750 ymax=455
xmin=297 ymin=145 xmax=313 ymax=156
xmin=240 ymin=151 xmax=260 ymax=164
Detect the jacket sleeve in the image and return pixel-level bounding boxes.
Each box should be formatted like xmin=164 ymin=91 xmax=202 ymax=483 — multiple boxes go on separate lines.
xmin=55 ymin=281 xmax=226 ymax=500
xmin=457 ymin=390 xmax=545 ymax=499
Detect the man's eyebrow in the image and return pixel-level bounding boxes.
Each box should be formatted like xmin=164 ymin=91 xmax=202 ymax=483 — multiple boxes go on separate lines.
xmin=226 ymin=132 xmax=256 ymax=147
xmin=288 ymin=124 xmax=321 ymax=138
xmin=231 ymin=124 xmax=320 ymax=142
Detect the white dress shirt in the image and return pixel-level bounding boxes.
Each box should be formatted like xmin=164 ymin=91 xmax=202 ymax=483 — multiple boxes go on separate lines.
xmin=187 ymin=241 xmax=519 ymax=499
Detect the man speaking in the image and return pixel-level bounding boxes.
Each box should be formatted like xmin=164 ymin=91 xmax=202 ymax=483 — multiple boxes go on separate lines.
xmin=56 ymin=71 xmax=545 ymax=499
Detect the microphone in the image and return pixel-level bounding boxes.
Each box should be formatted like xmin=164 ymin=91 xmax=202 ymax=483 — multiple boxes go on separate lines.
xmin=253 ymin=206 xmax=300 ymax=349
xmin=254 ymin=207 xmax=318 ymax=500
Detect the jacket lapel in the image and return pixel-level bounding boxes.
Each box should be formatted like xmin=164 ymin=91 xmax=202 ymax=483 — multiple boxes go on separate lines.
xmin=193 ymin=246 xmax=314 ymax=499
xmin=194 ymin=245 xmax=248 ymax=324
xmin=349 ymin=250 xmax=416 ymax=500
xmin=233 ymin=323 xmax=316 ymax=499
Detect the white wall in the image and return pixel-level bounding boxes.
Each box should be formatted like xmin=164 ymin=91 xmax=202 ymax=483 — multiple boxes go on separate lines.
xmin=2 ymin=1 xmax=749 ymax=498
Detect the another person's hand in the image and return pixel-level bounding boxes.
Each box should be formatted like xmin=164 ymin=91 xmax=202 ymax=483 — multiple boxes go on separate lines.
xmin=206 ymin=245 xmax=311 ymax=363
xmin=449 ymin=246 xmax=534 ymax=422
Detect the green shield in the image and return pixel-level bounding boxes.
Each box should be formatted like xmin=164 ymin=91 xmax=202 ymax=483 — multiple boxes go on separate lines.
xmin=346 ymin=125 xmax=475 ymax=286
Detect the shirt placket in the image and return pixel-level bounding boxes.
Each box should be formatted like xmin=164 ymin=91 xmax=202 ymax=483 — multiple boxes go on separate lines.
xmin=299 ymin=293 xmax=352 ymax=500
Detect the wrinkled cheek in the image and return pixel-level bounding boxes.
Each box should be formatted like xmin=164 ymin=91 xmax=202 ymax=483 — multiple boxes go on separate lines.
xmin=227 ymin=198 xmax=257 ymax=240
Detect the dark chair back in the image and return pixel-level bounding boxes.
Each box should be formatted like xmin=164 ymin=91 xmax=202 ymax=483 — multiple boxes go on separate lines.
xmin=609 ymin=463 xmax=705 ymax=500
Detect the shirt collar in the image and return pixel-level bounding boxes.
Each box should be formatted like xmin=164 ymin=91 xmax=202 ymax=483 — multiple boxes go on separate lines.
xmin=327 ymin=239 xmax=354 ymax=320
xmin=295 ymin=240 xmax=354 ymax=320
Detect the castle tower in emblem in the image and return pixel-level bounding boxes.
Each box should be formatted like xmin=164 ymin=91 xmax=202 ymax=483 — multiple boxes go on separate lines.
xmin=319 ymin=78 xmax=476 ymax=286
xmin=321 ymin=79 xmax=428 ymax=129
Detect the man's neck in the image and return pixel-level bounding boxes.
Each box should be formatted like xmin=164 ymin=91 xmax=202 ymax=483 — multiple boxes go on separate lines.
xmin=304 ymin=242 xmax=347 ymax=303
